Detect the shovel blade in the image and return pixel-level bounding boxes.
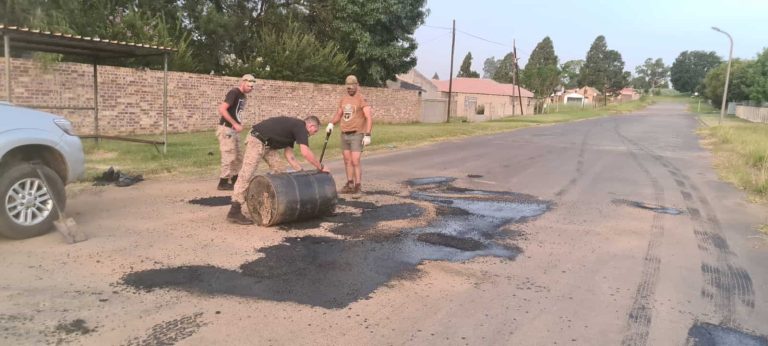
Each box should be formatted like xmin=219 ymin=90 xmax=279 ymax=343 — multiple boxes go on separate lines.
xmin=54 ymin=218 xmax=87 ymax=243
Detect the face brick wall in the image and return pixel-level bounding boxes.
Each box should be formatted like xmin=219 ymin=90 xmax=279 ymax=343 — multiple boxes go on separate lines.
xmin=0 ymin=58 xmax=421 ymax=135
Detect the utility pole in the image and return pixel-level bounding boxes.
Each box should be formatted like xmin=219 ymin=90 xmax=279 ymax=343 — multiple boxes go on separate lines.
xmin=446 ymin=19 xmax=456 ymax=123
xmin=513 ymin=41 xmax=524 ymax=115
xmin=511 ymin=39 xmax=517 ymax=116
xmin=712 ymin=26 xmax=733 ymax=126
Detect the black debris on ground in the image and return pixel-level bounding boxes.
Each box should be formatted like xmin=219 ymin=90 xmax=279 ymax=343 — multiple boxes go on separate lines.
xmin=416 ymin=232 xmax=487 ymax=251
xmin=93 ymin=166 xmax=144 ymax=187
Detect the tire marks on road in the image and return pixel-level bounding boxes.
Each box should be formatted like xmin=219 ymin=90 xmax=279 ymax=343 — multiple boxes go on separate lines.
xmin=615 ymin=124 xmax=667 ymax=346
xmin=555 ymin=126 xmax=594 ymax=198
xmin=617 ymin=127 xmax=755 ymax=328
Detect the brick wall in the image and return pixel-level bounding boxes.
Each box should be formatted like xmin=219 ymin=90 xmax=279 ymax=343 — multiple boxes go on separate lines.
xmin=0 ymin=58 xmax=421 ymax=135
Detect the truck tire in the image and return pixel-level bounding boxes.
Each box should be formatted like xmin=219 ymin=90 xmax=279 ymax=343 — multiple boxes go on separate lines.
xmin=0 ymin=163 xmax=66 ymax=239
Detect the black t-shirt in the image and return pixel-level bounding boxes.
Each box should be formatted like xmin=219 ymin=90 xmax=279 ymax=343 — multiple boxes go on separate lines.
xmin=219 ymin=88 xmax=246 ymax=127
xmin=250 ymin=117 xmax=309 ymax=149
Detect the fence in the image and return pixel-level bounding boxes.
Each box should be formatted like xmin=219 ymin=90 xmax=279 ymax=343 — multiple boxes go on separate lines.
xmin=0 ymin=58 xmax=421 ymax=135
xmin=735 ymin=105 xmax=768 ymax=123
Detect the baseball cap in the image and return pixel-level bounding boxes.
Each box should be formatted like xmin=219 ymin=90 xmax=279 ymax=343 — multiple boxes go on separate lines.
xmin=345 ymin=75 xmax=359 ymax=85
xmin=241 ymin=74 xmax=256 ymax=83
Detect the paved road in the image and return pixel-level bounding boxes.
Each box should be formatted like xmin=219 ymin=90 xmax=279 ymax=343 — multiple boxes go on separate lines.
xmin=1 ymin=103 xmax=766 ymax=345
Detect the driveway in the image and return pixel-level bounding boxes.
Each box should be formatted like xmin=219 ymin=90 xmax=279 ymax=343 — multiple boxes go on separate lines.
xmin=1 ymin=103 xmax=766 ymax=345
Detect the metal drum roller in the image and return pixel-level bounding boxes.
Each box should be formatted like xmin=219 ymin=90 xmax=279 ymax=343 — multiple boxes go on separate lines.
xmin=245 ymin=171 xmax=337 ymax=226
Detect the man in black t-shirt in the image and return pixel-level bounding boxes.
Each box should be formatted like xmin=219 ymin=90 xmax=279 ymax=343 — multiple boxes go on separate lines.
xmin=227 ymin=116 xmax=331 ymax=225
xmin=216 ymin=74 xmax=256 ymax=191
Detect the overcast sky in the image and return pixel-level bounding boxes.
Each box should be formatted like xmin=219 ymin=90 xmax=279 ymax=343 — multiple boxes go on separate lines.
xmin=414 ymin=0 xmax=767 ymax=79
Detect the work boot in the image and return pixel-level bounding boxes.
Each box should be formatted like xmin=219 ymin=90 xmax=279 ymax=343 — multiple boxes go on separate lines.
xmin=227 ymin=202 xmax=253 ymax=225
xmin=353 ymin=183 xmax=362 ymax=195
xmin=340 ymin=180 xmax=354 ymax=194
xmin=217 ymin=177 xmax=233 ymax=191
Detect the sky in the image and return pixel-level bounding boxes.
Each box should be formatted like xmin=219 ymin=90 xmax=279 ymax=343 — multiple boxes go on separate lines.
xmin=414 ymin=0 xmax=768 ymax=80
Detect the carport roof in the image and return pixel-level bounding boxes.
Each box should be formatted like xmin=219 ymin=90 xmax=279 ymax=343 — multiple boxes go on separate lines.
xmin=0 ymin=24 xmax=176 ymax=58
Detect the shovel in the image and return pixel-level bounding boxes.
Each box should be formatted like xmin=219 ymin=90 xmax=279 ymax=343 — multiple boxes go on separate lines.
xmin=35 ymin=167 xmax=87 ymax=243
xmin=318 ymin=130 xmax=331 ymax=167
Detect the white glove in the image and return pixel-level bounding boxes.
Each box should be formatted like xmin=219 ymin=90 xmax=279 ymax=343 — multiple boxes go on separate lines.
xmin=325 ymin=123 xmax=334 ymax=134
xmin=362 ymin=134 xmax=371 ymax=146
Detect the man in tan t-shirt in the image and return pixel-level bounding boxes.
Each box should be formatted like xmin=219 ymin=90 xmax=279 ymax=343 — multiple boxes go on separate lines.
xmin=325 ymin=75 xmax=373 ymax=194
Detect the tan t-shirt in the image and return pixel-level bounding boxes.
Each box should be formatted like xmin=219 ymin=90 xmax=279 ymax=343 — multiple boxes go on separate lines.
xmin=338 ymin=93 xmax=370 ymax=133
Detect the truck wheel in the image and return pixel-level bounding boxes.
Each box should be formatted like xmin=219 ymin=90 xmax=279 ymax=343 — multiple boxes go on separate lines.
xmin=0 ymin=163 xmax=65 ymax=239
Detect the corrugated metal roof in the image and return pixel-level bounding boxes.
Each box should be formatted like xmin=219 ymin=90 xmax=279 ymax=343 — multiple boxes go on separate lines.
xmin=0 ymin=24 xmax=176 ymax=58
xmin=433 ymin=78 xmax=534 ymax=98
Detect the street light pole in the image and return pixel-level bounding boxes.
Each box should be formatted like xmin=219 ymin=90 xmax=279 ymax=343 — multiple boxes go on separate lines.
xmin=712 ymin=26 xmax=733 ymax=126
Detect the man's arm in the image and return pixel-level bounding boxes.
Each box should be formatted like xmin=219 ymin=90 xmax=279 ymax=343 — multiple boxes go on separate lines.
xmin=299 ymin=144 xmax=329 ymax=172
xmin=363 ymin=106 xmax=373 ymax=134
xmin=218 ymin=102 xmax=243 ymax=132
xmin=326 ymin=107 xmax=343 ymax=134
xmin=283 ymin=148 xmax=303 ymax=171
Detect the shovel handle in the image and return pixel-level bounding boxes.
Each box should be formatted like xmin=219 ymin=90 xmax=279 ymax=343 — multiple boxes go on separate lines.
xmin=319 ymin=131 xmax=331 ymax=164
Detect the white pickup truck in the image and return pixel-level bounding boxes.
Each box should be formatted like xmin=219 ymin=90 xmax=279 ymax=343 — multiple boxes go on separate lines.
xmin=0 ymin=102 xmax=85 ymax=239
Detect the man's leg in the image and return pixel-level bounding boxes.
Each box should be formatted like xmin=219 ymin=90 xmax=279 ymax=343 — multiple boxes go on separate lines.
xmin=262 ymin=149 xmax=287 ymax=173
xmin=341 ymin=149 xmax=355 ymax=193
xmin=216 ymin=125 xmax=237 ymax=190
xmin=349 ymin=133 xmax=364 ymax=194
xmin=229 ymin=136 xmax=264 ymax=224
xmin=231 ymin=131 xmax=243 ymax=184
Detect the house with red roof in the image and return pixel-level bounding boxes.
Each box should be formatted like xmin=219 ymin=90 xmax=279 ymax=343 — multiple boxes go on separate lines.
xmin=431 ymin=78 xmax=535 ymax=119
xmin=618 ymin=87 xmax=641 ymax=102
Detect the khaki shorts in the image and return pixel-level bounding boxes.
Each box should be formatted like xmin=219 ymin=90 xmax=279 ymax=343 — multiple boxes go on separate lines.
xmin=341 ymin=132 xmax=364 ymax=152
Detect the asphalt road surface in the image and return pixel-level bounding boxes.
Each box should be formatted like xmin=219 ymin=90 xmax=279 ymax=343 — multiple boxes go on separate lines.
xmin=1 ymin=103 xmax=766 ymax=345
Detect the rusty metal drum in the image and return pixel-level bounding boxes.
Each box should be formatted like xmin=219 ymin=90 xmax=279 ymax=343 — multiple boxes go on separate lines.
xmin=246 ymin=171 xmax=337 ymax=226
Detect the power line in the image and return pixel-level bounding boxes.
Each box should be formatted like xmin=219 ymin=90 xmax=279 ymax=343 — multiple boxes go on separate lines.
xmin=420 ymin=31 xmax=452 ymax=45
xmin=456 ymin=29 xmax=510 ymax=48
xmin=423 ymin=24 xmax=452 ymax=31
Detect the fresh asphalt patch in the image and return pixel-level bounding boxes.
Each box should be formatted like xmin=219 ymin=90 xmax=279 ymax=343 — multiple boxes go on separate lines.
xmin=612 ymin=198 xmax=684 ymax=216
xmin=188 ymin=196 xmax=231 ymax=207
xmin=123 ymin=177 xmax=551 ymax=309
xmin=686 ymin=322 xmax=768 ymax=346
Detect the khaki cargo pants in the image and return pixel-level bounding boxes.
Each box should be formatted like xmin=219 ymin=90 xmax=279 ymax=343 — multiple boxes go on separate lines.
xmin=232 ymin=135 xmax=286 ymax=205
xmin=217 ymin=125 xmax=243 ymax=179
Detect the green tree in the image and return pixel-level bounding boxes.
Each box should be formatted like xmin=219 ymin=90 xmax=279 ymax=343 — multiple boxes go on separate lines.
xmin=634 ymin=58 xmax=670 ymax=94
xmin=457 ymin=52 xmax=480 ymax=78
xmin=492 ymin=52 xmax=516 ymax=83
xmin=304 ymin=0 xmax=428 ymax=86
xmin=702 ymin=59 xmax=753 ymax=108
xmin=521 ymin=36 xmax=560 ymax=101
xmin=232 ymin=21 xmax=352 ymax=84
xmin=560 ymin=59 xmax=583 ymax=89
xmin=578 ymin=35 xmax=628 ymax=95
xmin=670 ymin=50 xmax=722 ymax=93
xmin=746 ymin=48 xmax=768 ymax=103
xmin=483 ymin=57 xmax=500 ymax=79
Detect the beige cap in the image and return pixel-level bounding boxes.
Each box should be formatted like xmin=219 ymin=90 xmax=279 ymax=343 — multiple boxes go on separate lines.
xmin=345 ymin=75 xmax=359 ymax=85
xmin=241 ymin=74 xmax=256 ymax=83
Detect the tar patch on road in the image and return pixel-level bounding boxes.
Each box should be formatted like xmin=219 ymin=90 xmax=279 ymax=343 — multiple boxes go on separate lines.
xmin=612 ymin=198 xmax=683 ymax=215
xmin=54 ymin=319 xmax=93 ymax=335
xmin=188 ymin=196 xmax=231 ymax=206
xmin=687 ymin=322 xmax=768 ymax=346
xmin=123 ymin=177 xmax=550 ymax=309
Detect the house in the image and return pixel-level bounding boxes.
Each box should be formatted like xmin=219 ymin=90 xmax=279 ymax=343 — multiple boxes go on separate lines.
xmin=618 ymin=87 xmax=640 ymax=102
xmin=387 ymin=69 xmax=442 ymax=99
xmin=432 ymin=78 xmax=535 ymax=119
xmin=563 ymin=86 xmax=601 ymax=104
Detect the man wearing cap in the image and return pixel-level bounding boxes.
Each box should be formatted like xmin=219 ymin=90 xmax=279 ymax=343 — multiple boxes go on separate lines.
xmin=216 ymin=74 xmax=256 ymax=190
xmin=325 ymin=75 xmax=373 ymax=195
xmin=227 ymin=115 xmax=330 ymax=225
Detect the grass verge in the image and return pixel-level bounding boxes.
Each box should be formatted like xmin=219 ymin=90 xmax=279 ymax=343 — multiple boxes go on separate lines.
xmin=81 ymin=98 xmax=653 ymax=180
xmin=694 ymin=99 xmax=768 ymax=202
